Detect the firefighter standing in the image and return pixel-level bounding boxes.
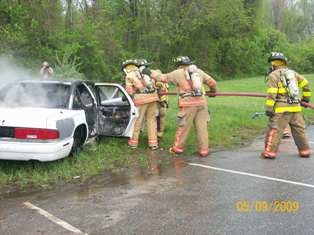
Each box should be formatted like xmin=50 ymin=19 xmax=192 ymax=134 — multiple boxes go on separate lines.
xmin=265 ymin=65 xmax=292 ymax=139
xmin=137 ymin=58 xmax=169 ymax=138
xmin=123 ymin=59 xmax=159 ymax=150
xmin=143 ymin=56 xmax=217 ymax=157
xmin=262 ymin=52 xmax=311 ymax=159
xmin=155 ymin=81 xmax=169 ymax=138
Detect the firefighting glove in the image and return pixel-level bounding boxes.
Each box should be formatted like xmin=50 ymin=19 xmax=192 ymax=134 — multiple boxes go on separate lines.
xmin=301 ymin=98 xmax=310 ymax=108
xmin=140 ymin=67 xmax=152 ymax=76
xmin=265 ymin=110 xmax=274 ymax=117
xmin=208 ymin=90 xmax=216 ymax=97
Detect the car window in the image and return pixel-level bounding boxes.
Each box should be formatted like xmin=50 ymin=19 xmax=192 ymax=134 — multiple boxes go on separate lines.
xmin=73 ymin=84 xmax=94 ymax=109
xmin=0 ymin=82 xmax=71 ymax=108
xmin=97 ymin=86 xmax=128 ymax=106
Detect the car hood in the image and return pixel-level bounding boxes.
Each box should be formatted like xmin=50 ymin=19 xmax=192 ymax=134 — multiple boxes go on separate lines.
xmin=0 ymin=107 xmax=77 ymax=128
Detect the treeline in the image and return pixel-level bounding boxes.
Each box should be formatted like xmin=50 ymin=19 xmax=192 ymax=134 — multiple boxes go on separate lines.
xmin=1 ymin=0 xmax=314 ymax=81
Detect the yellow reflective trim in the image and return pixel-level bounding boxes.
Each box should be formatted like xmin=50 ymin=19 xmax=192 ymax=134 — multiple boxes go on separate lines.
xmin=299 ymin=79 xmax=308 ymax=88
xmin=265 ymin=99 xmax=275 ymax=106
xmin=303 ymin=91 xmax=311 ymax=97
xmin=275 ymin=106 xmax=302 ymax=113
xmin=125 ymin=64 xmax=137 ymax=70
xmin=267 ymin=88 xmax=278 ymax=94
xmin=277 ymin=88 xmax=286 ymax=94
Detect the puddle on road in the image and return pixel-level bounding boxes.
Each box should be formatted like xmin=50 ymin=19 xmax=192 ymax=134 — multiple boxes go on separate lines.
xmin=75 ymin=151 xmax=188 ymax=200
xmin=0 ymin=150 xmax=188 ymax=202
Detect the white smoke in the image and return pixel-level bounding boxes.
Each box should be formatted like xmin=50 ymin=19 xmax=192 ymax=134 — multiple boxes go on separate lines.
xmin=0 ymin=55 xmax=39 ymax=88
xmin=0 ymin=55 xmax=67 ymax=108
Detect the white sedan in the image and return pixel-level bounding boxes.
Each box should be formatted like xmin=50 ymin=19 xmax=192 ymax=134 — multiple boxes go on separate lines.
xmin=0 ymin=80 xmax=138 ymax=161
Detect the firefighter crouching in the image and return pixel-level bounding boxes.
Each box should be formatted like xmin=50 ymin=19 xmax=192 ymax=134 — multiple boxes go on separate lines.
xmin=262 ymin=52 xmax=311 ymax=159
xmin=122 ymin=59 xmax=159 ymax=150
xmin=143 ymin=56 xmax=217 ymax=157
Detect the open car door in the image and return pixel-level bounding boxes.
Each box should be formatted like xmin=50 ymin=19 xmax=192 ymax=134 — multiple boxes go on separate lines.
xmin=94 ymin=83 xmax=138 ymax=137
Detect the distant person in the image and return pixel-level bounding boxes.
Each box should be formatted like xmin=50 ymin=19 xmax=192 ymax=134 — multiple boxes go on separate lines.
xmin=40 ymin=61 xmax=54 ymax=79
xmin=262 ymin=52 xmax=311 ymax=159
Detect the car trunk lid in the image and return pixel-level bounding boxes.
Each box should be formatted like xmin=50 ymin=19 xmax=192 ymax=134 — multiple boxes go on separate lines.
xmin=0 ymin=107 xmax=64 ymax=129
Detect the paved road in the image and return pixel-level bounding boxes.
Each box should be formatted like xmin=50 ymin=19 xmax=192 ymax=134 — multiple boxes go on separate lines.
xmin=1 ymin=127 xmax=314 ymax=235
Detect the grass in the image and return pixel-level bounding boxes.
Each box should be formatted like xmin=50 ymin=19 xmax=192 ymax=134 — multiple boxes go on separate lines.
xmin=1 ymin=74 xmax=314 ymax=190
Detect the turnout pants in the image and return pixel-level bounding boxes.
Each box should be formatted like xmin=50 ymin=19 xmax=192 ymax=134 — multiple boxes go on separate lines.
xmin=157 ymin=103 xmax=167 ymax=136
xmin=128 ymin=102 xmax=158 ymax=148
xmin=172 ymin=105 xmax=209 ymax=156
xmin=263 ymin=112 xmax=310 ymax=157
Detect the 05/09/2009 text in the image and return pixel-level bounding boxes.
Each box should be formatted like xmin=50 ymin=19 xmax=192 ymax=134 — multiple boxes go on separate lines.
xmin=236 ymin=200 xmax=299 ymax=213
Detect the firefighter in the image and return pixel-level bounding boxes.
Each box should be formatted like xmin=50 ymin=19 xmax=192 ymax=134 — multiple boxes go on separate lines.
xmin=155 ymin=81 xmax=169 ymax=138
xmin=123 ymin=59 xmax=159 ymax=150
xmin=137 ymin=58 xmax=169 ymax=138
xmin=265 ymin=63 xmax=292 ymax=139
xmin=262 ymin=52 xmax=311 ymax=159
xmin=40 ymin=61 xmax=54 ymax=79
xmin=143 ymin=56 xmax=217 ymax=157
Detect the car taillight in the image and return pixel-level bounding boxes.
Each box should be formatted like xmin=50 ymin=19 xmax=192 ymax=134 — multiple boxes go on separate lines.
xmin=14 ymin=128 xmax=60 ymax=140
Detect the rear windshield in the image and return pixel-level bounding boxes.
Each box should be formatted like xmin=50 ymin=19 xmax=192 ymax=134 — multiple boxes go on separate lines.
xmin=0 ymin=83 xmax=71 ymax=108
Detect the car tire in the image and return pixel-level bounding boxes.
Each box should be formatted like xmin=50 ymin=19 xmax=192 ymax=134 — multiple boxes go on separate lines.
xmin=70 ymin=126 xmax=86 ymax=156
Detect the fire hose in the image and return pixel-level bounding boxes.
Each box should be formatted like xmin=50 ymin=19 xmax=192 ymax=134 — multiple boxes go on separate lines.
xmin=160 ymin=91 xmax=314 ymax=110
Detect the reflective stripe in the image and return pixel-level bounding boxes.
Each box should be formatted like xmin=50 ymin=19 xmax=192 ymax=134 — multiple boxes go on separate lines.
xmin=126 ymin=86 xmax=135 ymax=95
xmin=299 ymin=79 xmax=308 ymax=88
xmin=265 ymin=128 xmax=276 ymax=154
xmin=179 ymin=98 xmax=206 ymax=107
xmin=199 ymin=148 xmax=209 ymax=156
xmin=173 ymin=127 xmax=185 ymax=152
xmin=263 ymin=150 xmax=277 ymax=158
xmin=133 ymin=94 xmax=159 ymax=106
xmin=265 ymin=99 xmax=275 ymax=106
xmin=263 ymin=127 xmax=277 ymax=158
xmin=275 ymin=106 xmax=302 ymax=113
xmin=171 ymin=146 xmax=184 ymax=153
xmin=206 ymin=80 xmax=216 ymax=87
xmin=128 ymin=139 xmax=138 ymax=146
xmin=303 ymin=91 xmax=311 ymax=97
xmin=267 ymin=88 xmax=286 ymax=94
xmin=299 ymin=149 xmax=311 ymax=156
xmin=267 ymin=88 xmax=278 ymax=94
xmin=277 ymin=88 xmax=286 ymax=94
xmin=148 ymin=139 xmax=158 ymax=145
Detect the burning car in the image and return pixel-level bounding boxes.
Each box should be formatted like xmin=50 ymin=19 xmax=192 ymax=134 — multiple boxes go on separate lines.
xmin=0 ymin=80 xmax=137 ymax=161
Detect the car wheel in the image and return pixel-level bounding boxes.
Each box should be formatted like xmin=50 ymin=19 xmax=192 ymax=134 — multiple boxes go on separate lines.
xmin=70 ymin=126 xmax=86 ymax=156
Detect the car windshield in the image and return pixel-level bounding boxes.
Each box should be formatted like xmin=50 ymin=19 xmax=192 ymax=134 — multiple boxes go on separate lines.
xmin=0 ymin=82 xmax=71 ymax=108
